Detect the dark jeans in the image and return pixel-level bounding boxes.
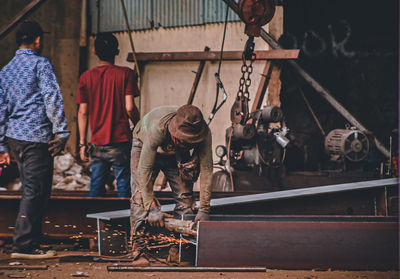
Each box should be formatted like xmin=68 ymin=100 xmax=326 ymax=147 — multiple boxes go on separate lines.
xmin=89 ymin=142 xmax=131 ymax=198
xmin=8 ymin=138 xmax=53 ymax=253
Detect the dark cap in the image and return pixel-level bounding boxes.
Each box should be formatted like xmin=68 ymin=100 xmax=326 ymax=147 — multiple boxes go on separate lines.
xmin=16 ymin=21 xmax=48 ymax=45
xmin=168 ymin=105 xmax=208 ymax=144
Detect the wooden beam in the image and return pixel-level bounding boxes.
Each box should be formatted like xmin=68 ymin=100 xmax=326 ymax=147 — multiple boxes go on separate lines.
xmin=127 ymin=49 xmax=299 ymax=62
xmin=188 ymin=46 xmax=210 ymax=104
xmin=0 ymin=0 xmax=46 ymax=40
xmin=267 ymin=64 xmax=282 ymax=107
xmin=251 ymin=61 xmax=272 ymax=112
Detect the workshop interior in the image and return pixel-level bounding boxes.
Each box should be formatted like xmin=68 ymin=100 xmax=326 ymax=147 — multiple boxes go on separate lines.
xmin=0 ymin=0 xmax=398 ymax=274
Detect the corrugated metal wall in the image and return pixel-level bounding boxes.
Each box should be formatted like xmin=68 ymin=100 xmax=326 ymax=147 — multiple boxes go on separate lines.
xmin=90 ymin=0 xmax=240 ymax=33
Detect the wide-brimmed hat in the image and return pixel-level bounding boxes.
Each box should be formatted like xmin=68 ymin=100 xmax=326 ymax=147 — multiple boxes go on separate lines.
xmin=168 ymin=105 xmax=208 ymax=144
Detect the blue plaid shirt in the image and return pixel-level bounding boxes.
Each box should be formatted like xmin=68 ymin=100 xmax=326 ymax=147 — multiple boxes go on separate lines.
xmin=0 ymin=49 xmax=70 ymax=153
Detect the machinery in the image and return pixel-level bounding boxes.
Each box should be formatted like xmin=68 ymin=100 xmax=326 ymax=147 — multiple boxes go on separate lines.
xmin=324 ymin=128 xmax=370 ymax=163
xmin=210 ymin=0 xmax=292 ymax=191
xmin=218 ymin=106 xmax=289 ymax=172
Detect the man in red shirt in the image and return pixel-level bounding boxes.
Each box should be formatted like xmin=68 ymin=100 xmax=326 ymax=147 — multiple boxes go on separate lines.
xmin=76 ymin=33 xmax=140 ymax=197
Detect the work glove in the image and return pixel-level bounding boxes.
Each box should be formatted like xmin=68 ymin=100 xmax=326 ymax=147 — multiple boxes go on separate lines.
xmin=48 ymin=135 xmax=68 ymax=157
xmin=146 ymin=207 xmax=173 ymax=228
xmin=194 ymin=209 xmax=209 ymax=224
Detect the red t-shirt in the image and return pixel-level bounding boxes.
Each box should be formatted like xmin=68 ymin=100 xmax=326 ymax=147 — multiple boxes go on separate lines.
xmin=76 ymin=64 xmax=140 ymax=145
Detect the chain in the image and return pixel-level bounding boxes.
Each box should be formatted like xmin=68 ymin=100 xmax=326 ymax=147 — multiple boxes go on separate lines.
xmin=233 ymin=36 xmax=256 ymax=124
xmin=237 ymin=37 xmax=256 ymax=100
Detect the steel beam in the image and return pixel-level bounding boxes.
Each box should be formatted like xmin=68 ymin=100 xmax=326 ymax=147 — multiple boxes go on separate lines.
xmin=196 ymin=220 xmax=399 ymax=269
xmin=107 ymin=266 xmax=266 ymax=272
xmin=162 ymin=178 xmax=399 ymax=212
xmin=86 ymin=178 xmax=397 ymax=219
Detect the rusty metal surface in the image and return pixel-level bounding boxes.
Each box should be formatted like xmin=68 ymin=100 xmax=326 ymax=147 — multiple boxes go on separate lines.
xmin=196 ymin=220 xmax=399 ymax=269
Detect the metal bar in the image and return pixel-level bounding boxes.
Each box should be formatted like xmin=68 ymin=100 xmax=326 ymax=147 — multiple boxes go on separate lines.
xmin=184 ymin=214 xmax=398 ymax=222
xmin=251 ymin=61 xmax=272 ymax=112
xmin=96 ymin=218 xmax=101 ymax=256
xmin=127 ymin=49 xmax=300 ymax=62
xmin=107 ymin=266 xmax=266 ymax=272
xmin=188 ymin=46 xmax=210 ymax=105
xmin=86 ymin=178 xmax=398 ymax=218
xmin=119 ymin=0 xmax=140 ymax=78
xmin=299 ymin=87 xmax=326 ymax=136
xmin=162 ymin=178 xmax=399 ymax=212
xmin=196 ymin=220 xmax=398 ymax=269
xmin=221 ymin=0 xmax=390 ymax=159
xmin=0 ymin=265 xmax=48 ymax=270
xmin=0 ymin=0 xmax=46 ymax=40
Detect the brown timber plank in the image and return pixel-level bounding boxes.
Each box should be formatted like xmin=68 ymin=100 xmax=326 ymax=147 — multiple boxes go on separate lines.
xmin=251 ymin=61 xmax=272 ymax=112
xmin=127 ymin=49 xmax=300 ymax=62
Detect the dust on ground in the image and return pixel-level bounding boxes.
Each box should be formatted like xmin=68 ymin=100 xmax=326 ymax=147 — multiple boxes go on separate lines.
xmin=0 ymin=250 xmax=397 ymax=279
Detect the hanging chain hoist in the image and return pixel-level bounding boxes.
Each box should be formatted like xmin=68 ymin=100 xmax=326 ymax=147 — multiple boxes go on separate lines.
xmin=231 ymin=0 xmax=276 ymax=125
xmin=230 ymin=36 xmax=256 ymax=125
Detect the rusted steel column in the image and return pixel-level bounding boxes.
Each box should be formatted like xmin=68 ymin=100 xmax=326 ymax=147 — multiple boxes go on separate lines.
xmin=196 ymin=220 xmax=398 ymax=269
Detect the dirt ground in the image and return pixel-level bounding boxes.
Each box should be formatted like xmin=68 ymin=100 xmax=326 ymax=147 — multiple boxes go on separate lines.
xmin=0 ymin=251 xmax=398 ymax=279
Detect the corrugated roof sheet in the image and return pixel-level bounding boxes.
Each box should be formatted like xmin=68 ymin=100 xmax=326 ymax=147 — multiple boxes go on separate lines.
xmin=90 ymin=0 xmax=240 ymax=33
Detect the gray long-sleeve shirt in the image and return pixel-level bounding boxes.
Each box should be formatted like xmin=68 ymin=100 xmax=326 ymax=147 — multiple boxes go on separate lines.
xmin=132 ymin=106 xmax=213 ymax=212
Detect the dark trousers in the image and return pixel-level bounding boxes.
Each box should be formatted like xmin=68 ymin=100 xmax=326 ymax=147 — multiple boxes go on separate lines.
xmin=8 ymin=138 xmax=53 ymax=253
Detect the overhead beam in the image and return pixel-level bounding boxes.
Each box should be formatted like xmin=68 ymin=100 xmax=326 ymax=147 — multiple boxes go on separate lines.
xmin=127 ymin=49 xmax=299 ymax=62
xmin=221 ymin=0 xmax=390 ymax=159
xmin=0 ymin=0 xmax=46 ymax=40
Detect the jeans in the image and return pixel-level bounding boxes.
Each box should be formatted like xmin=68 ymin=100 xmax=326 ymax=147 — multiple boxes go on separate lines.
xmin=8 ymin=137 xmax=53 ymax=253
xmin=89 ymin=142 xmax=131 ymax=198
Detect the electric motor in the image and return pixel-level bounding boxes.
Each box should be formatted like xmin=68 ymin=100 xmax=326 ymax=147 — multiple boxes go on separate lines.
xmin=324 ymin=129 xmax=369 ymax=162
xmin=261 ymin=106 xmax=283 ymax=122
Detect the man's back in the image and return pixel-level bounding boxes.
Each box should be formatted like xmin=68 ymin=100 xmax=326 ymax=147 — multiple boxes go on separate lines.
xmin=77 ymin=64 xmax=139 ymax=145
xmin=0 ymin=49 xmax=69 ymax=143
